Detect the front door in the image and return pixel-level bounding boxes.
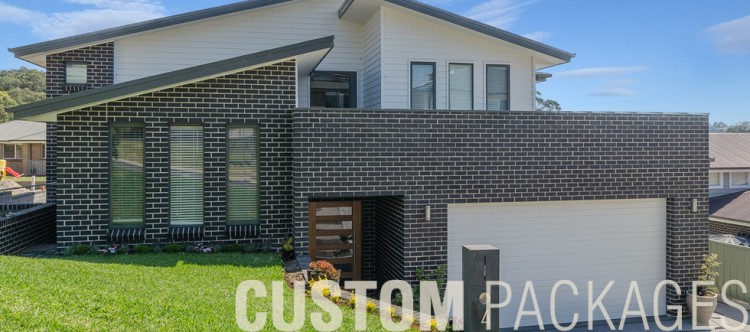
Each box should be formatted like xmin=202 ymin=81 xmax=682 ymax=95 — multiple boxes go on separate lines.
xmin=308 ymin=201 xmax=362 ymax=280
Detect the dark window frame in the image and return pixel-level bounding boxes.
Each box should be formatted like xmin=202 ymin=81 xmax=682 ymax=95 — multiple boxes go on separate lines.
xmin=486 ymin=64 xmax=511 ymax=111
xmin=64 ymin=61 xmax=88 ymax=85
xmin=310 ymin=71 xmax=358 ymax=108
xmin=109 ymin=122 xmax=146 ymax=228
xmin=448 ymin=62 xmax=474 ymax=110
xmin=225 ymin=124 xmax=261 ymax=225
xmin=410 ymin=62 xmax=437 ymax=110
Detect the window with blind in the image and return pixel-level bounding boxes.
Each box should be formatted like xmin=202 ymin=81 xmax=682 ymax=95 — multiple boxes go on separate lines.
xmin=411 ymin=62 xmax=436 ymax=110
xmin=486 ymin=64 xmax=510 ymax=111
xmin=66 ymin=62 xmax=88 ymax=84
xmin=170 ymin=125 xmax=203 ymax=226
xmin=449 ymin=63 xmax=473 ymax=110
xmin=227 ymin=126 xmax=259 ymax=225
xmin=110 ymin=125 xmax=145 ymax=225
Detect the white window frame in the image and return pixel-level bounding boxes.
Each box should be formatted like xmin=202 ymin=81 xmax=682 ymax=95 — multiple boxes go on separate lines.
xmin=2 ymin=144 xmax=19 ymax=159
xmin=729 ymin=171 xmax=750 ymax=188
xmin=708 ymin=171 xmax=723 ymax=189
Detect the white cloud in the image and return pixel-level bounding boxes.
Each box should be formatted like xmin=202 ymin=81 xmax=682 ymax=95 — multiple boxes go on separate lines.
xmin=465 ymin=0 xmax=536 ymax=30
xmin=705 ymin=15 xmax=750 ymax=54
xmin=521 ymin=31 xmax=549 ymax=42
xmin=589 ymin=88 xmax=637 ymax=97
xmin=0 ymin=0 xmax=167 ymax=39
xmin=554 ymin=66 xmax=646 ymax=78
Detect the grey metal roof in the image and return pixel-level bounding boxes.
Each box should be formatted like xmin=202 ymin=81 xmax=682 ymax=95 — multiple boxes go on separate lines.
xmin=0 ymin=120 xmax=46 ymax=142
xmin=710 ymin=133 xmax=750 ymax=169
xmin=9 ymin=36 xmax=335 ymax=121
xmin=710 ymin=190 xmax=750 ymax=223
xmin=9 ymin=0 xmax=293 ymax=58
xmin=340 ymin=0 xmax=575 ymax=62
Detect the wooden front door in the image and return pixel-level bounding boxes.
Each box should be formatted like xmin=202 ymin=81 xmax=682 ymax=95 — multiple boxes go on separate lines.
xmin=308 ymin=201 xmax=362 ymax=280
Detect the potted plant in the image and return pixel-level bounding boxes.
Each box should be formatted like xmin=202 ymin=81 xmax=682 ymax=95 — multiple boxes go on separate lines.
xmin=686 ymin=253 xmax=721 ymax=326
xmin=280 ymin=237 xmax=295 ymax=261
xmin=308 ymin=260 xmax=341 ymax=282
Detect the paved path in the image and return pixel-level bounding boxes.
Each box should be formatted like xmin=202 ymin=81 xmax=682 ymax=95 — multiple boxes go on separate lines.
xmin=16 ymin=244 xmax=58 ymax=258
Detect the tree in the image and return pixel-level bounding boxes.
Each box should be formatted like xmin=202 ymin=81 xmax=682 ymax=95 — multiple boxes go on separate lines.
xmin=727 ymin=121 xmax=750 ymax=133
xmin=0 ymin=91 xmax=18 ymax=123
xmin=0 ymin=67 xmax=46 ymax=123
xmin=536 ymin=91 xmax=561 ymax=112
xmin=710 ymin=121 xmax=728 ymax=133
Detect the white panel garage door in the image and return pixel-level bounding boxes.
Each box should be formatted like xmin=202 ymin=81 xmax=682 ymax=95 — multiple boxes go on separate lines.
xmin=447 ymin=199 xmax=666 ymax=329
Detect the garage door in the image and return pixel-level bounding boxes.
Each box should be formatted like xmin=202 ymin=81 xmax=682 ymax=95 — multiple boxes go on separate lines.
xmin=447 ymin=198 xmax=666 ymax=329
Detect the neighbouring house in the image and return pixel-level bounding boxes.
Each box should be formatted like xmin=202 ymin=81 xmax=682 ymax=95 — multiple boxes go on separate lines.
xmin=8 ymin=0 xmax=707 ymax=327
xmin=709 ymin=133 xmax=750 ymax=235
xmin=0 ymin=120 xmax=46 ymax=176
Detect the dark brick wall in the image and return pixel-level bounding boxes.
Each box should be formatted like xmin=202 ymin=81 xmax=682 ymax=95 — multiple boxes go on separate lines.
xmin=710 ymin=219 xmax=750 ymax=235
xmin=45 ymin=43 xmax=114 ymax=203
xmin=292 ymin=109 xmax=709 ymax=307
xmin=54 ymin=61 xmax=296 ymax=247
xmin=45 ymin=42 xmax=114 ymax=98
xmin=0 ymin=204 xmax=56 ymax=254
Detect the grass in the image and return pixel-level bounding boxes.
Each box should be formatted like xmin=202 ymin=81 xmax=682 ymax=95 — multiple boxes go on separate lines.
xmin=0 ymin=253 xmax=398 ymax=331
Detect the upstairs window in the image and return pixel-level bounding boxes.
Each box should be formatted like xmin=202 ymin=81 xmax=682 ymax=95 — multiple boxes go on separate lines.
xmin=730 ymin=172 xmax=750 ymax=188
xmin=449 ymin=63 xmax=474 ymax=110
xmin=411 ymin=62 xmax=436 ymax=110
xmin=310 ymin=71 xmax=357 ymax=108
xmin=486 ymin=64 xmax=510 ymax=111
xmin=708 ymin=172 xmax=723 ymax=189
xmin=65 ymin=62 xmax=88 ymax=85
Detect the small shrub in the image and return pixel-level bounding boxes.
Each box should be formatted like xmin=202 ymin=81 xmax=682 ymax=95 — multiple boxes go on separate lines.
xmin=134 ymin=245 xmax=152 ymax=254
xmin=261 ymin=241 xmax=272 ymax=253
xmin=213 ymin=244 xmax=225 ymax=253
xmin=349 ymin=296 xmax=357 ymax=307
xmin=116 ymin=245 xmax=129 ymax=255
xmin=243 ymin=243 xmax=257 ymax=253
xmin=183 ymin=244 xmax=194 ymax=253
xmin=309 ymin=260 xmax=341 ymax=280
xmin=152 ymin=244 xmax=163 ymax=254
xmin=698 ymin=253 xmax=721 ymax=296
xmin=366 ymin=300 xmax=376 ymax=313
xmin=227 ymin=244 xmax=243 ymax=253
xmin=62 ymin=246 xmax=76 ymax=256
xmin=164 ymin=243 xmax=183 ymax=253
xmin=73 ymin=244 xmax=91 ymax=255
xmin=431 ymin=319 xmax=438 ymax=331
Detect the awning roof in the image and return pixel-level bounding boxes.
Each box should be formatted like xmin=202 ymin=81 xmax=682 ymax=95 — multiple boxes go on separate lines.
xmin=0 ymin=120 xmax=46 ymax=142
xmin=9 ymin=36 xmax=334 ymax=122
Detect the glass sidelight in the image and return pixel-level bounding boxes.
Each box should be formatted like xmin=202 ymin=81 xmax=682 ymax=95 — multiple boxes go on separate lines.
xmin=308 ymin=201 xmax=362 ymax=281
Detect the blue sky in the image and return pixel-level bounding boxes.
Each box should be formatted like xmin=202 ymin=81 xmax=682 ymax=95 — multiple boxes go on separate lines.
xmin=0 ymin=0 xmax=748 ymax=124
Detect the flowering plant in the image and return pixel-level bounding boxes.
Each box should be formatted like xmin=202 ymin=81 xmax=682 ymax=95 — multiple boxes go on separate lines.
xmin=309 ymin=260 xmax=341 ymax=280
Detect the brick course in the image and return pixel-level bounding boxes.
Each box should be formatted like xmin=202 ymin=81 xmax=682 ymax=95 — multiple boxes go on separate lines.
xmin=54 ymin=61 xmax=296 ymax=247
xmin=45 ymin=42 xmax=115 ymax=203
xmin=292 ymin=109 xmax=709 ymax=307
xmin=0 ymin=204 xmax=56 ymax=254
xmin=709 ymin=219 xmax=750 ymax=235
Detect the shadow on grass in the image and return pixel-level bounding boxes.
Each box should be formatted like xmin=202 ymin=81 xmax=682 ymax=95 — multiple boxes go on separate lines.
xmin=54 ymin=252 xmax=283 ymax=269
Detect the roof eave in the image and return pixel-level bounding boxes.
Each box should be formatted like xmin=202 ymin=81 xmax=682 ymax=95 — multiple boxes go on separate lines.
xmin=9 ymin=0 xmax=294 ymax=60
xmin=9 ymin=36 xmax=335 ymax=122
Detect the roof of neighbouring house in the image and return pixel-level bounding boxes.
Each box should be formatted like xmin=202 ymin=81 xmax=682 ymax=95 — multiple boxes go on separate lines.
xmin=710 ymin=133 xmax=750 ymax=169
xmin=9 ymin=0 xmax=574 ymax=67
xmin=8 ymin=36 xmax=335 ymax=122
xmin=0 ymin=120 xmax=46 ymax=143
xmin=710 ymin=190 xmax=750 ymax=223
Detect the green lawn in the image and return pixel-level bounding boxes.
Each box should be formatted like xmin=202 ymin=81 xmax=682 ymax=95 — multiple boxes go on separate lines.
xmin=0 ymin=253 xmax=395 ymax=331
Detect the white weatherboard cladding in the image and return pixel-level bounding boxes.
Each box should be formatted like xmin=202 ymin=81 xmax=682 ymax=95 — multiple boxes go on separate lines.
xmin=114 ymin=0 xmax=364 ymax=107
xmin=362 ymin=10 xmax=382 ymax=109
xmin=447 ymin=198 xmax=667 ymax=329
xmin=380 ymin=6 xmax=535 ymax=111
